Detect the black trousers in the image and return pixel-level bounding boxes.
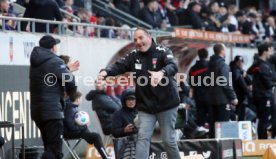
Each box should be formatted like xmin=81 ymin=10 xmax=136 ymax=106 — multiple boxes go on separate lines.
xmin=64 ymin=129 xmax=109 ymax=159
xmin=208 ymin=104 xmax=231 ymax=138
xmin=255 ymin=97 xmax=274 ymax=139
xmin=236 ymin=102 xmax=246 ymax=121
xmin=35 ymin=119 xmax=64 ymax=159
xmin=195 ymin=99 xmax=209 ymax=126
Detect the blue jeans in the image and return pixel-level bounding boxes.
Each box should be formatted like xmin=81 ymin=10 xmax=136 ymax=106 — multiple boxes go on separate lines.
xmin=135 ymin=107 xmax=180 ymax=159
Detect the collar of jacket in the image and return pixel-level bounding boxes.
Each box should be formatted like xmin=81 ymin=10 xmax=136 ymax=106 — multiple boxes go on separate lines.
xmin=142 ymin=40 xmax=156 ymax=55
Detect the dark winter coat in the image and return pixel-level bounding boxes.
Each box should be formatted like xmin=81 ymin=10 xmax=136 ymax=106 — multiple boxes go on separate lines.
xmin=29 ymin=47 xmax=76 ymax=121
xmin=208 ymin=54 xmax=237 ymax=105
xmin=86 ymin=90 xmax=121 ymax=135
xmin=112 ymin=89 xmax=138 ymax=138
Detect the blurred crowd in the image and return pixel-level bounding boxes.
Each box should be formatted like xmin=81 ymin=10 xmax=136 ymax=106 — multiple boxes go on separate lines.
xmin=0 ymin=0 xmax=276 ymax=42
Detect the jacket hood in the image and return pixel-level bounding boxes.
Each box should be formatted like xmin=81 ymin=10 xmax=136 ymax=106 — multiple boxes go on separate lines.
xmin=30 ymin=47 xmax=57 ymax=67
xmin=85 ymin=90 xmax=106 ymax=101
xmin=121 ymin=88 xmax=135 ymax=107
xmin=209 ymin=54 xmax=225 ymax=67
xmin=30 ymin=0 xmax=50 ymax=5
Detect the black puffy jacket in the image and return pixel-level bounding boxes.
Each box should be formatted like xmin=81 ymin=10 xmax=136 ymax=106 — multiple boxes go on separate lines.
xmin=249 ymin=58 xmax=275 ymax=99
xmin=30 ymin=47 xmax=76 ymax=121
xmin=105 ymin=42 xmax=180 ymax=114
xmin=64 ymin=102 xmax=87 ymax=133
xmin=230 ymin=65 xmax=249 ymax=103
xmin=86 ymin=90 xmax=121 ymax=135
xmin=189 ymin=60 xmax=209 ymax=103
xmin=208 ymin=54 xmax=237 ymax=105
xmin=112 ymin=88 xmax=138 ymax=138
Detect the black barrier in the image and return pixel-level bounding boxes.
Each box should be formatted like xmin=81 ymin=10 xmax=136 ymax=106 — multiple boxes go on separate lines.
xmin=113 ymin=137 xmax=242 ymax=159
xmin=149 ymin=139 xmax=242 ymax=159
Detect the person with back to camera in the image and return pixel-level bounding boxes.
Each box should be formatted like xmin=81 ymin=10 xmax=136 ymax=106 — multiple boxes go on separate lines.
xmin=207 ymin=43 xmax=238 ymax=138
xmin=30 ymin=35 xmax=77 ymax=159
xmin=97 ymin=27 xmax=181 ymax=159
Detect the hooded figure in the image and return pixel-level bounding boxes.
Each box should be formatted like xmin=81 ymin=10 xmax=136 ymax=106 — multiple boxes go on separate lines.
xmin=86 ymin=87 xmax=121 ymax=135
xmin=112 ymin=88 xmax=138 ymax=138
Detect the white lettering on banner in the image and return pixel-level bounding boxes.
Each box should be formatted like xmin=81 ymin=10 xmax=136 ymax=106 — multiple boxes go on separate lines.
xmin=86 ymin=146 xmax=115 ymax=159
xmin=0 ymin=91 xmax=40 ymax=141
xmin=149 ymin=151 xmax=211 ymax=159
xmin=243 ymin=141 xmax=255 ymax=153
xmin=223 ymin=149 xmax=233 ymax=157
xmin=260 ymin=143 xmax=276 ymax=150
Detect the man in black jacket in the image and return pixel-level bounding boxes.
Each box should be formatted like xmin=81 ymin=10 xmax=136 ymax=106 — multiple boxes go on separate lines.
xmin=98 ymin=28 xmax=181 ymax=159
xmin=64 ymin=91 xmax=110 ymax=159
xmin=250 ymin=43 xmax=275 ymax=139
xmin=21 ymin=0 xmax=63 ymax=33
xmin=30 ymin=35 xmax=76 ymax=159
xmin=112 ymin=88 xmax=138 ymax=138
xmin=230 ymin=56 xmax=250 ymax=121
xmin=208 ymin=43 xmax=238 ymax=138
xmin=189 ymin=48 xmax=209 ymax=127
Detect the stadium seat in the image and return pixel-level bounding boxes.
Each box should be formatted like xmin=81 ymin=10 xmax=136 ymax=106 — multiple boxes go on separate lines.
xmin=62 ymin=138 xmax=82 ymax=159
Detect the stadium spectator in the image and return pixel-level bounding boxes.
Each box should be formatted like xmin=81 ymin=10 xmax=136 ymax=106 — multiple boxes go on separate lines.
xmin=264 ymin=16 xmax=276 ymax=42
xmin=241 ymin=12 xmax=257 ymax=36
xmin=140 ymin=0 xmax=163 ymax=29
xmin=101 ymin=17 xmax=116 ymax=38
xmin=227 ymin=5 xmax=238 ymax=29
xmin=112 ymin=88 xmax=138 ymax=138
xmin=21 ymin=0 xmax=63 ymax=33
xmin=63 ymin=91 xmax=110 ymax=159
xmin=62 ymin=0 xmax=75 ymax=14
xmin=159 ymin=0 xmax=179 ymax=26
xmin=236 ymin=10 xmax=246 ymax=31
xmin=209 ymin=1 xmax=220 ymax=20
xmin=178 ymin=2 xmax=204 ymax=30
xmin=95 ymin=12 xmax=105 ymax=25
xmin=114 ymin=0 xmax=140 ymax=18
xmin=0 ymin=0 xmax=16 ymax=30
xmin=200 ymin=7 xmax=217 ymax=31
xmin=117 ymin=24 xmax=131 ymax=39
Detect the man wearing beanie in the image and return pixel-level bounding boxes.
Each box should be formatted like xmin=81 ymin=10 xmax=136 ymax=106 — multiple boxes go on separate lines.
xmin=29 ymin=35 xmax=77 ymax=159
